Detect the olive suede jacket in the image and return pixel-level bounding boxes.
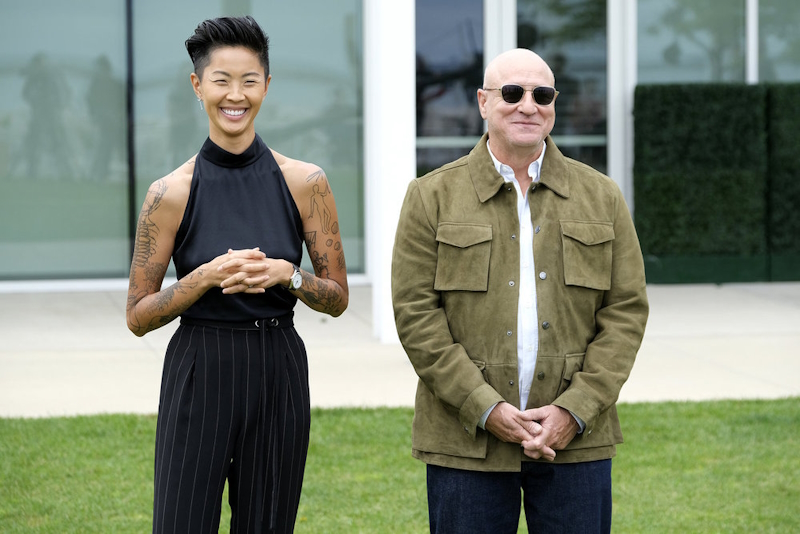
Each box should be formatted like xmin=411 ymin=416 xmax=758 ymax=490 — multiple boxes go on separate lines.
xmin=391 ymin=134 xmax=649 ymax=471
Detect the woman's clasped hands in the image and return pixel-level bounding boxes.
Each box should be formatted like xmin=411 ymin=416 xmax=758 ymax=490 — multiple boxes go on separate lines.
xmin=211 ymin=247 xmax=288 ymax=294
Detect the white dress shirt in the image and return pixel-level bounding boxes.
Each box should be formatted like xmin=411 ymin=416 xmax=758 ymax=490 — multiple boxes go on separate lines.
xmin=487 ymin=141 xmax=544 ymax=412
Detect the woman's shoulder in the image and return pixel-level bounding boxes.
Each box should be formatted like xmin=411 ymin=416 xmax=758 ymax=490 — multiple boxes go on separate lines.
xmin=271 ymin=149 xmax=322 ymax=181
xmin=147 ymin=155 xmax=196 ymax=210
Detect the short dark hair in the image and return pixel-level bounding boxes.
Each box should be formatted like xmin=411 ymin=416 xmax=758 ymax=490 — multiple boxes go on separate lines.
xmin=185 ymin=16 xmax=270 ymax=79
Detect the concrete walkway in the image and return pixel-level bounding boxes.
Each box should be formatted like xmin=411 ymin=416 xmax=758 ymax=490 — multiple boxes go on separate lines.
xmin=1 ymin=283 xmax=798 ymax=418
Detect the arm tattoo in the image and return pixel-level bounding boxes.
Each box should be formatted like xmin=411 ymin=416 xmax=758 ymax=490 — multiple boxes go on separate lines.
xmin=299 ymin=271 xmax=344 ymax=313
xmin=132 ymin=179 xmax=166 ymax=269
xmin=307 ymin=170 xmax=332 ymax=234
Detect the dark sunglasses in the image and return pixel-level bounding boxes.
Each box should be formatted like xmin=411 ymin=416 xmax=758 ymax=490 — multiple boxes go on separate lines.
xmin=483 ymin=84 xmax=559 ymax=106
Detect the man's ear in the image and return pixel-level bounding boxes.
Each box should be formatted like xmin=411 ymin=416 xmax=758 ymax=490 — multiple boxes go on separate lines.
xmin=477 ymin=89 xmax=488 ymax=120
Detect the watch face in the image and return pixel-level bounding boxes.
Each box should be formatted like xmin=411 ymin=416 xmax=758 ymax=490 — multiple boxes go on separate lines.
xmin=291 ymin=271 xmax=302 ymax=289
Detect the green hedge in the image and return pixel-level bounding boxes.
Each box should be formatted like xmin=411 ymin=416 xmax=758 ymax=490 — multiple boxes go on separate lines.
xmin=633 ymin=83 xmax=800 ymax=283
xmin=766 ymin=84 xmax=800 ymax=280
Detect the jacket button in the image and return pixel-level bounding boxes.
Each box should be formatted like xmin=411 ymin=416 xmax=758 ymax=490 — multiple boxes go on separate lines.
xmin=509 ymin=380 xmax=514 ymax=386
xmin=539 ymin=272 xmax=547 ymax=280
xmin=542 ymin=321 xmax=550 ymax=329
xmin=507 ymin=330 xmax=513 ymax=336
xmin=511 ymin=234 xmax=516 ymax=240
xmin=537 ymin=372 xmax=545 ymax=380
xmin=509 ymin=280 xmax=515 ymax=287
xmin=535 ymin=226 xmax=541 ymax=234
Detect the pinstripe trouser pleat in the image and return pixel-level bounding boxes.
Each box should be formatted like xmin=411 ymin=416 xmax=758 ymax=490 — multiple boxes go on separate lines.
xmin=152 ymin=320 xmax=310 ymax=534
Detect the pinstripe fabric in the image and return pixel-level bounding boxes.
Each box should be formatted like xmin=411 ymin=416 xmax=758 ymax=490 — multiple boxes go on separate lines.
xmin=153 ymin=321 xmax=310 ymax=533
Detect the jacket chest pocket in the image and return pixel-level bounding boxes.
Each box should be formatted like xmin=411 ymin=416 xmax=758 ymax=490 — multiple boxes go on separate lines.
xmin=560 ymin=221 xmax=614 ymax=291
xmin=434 ymin=223 xmax=492 ymax=292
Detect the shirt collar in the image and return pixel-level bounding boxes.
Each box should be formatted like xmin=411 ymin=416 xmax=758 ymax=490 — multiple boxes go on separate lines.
xmin=486 ymin=140 xmax=547 ymax=185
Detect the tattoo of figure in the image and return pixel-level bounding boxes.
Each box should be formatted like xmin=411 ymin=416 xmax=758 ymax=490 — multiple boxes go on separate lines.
xmin=307 ymin=170 xmax=332 ymax=234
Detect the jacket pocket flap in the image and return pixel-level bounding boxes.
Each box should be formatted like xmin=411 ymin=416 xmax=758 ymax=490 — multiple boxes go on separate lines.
xmin=436 ymin=223 xmax=492 ymax=248
xmin=560 ymin=221 xmax=615 ymax=246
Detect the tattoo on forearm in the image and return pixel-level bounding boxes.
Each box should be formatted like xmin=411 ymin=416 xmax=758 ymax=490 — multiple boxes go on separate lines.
xmin=299 ymin=272 xmax=343 ymax=313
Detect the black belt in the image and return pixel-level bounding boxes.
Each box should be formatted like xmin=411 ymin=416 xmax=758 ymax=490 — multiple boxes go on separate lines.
xmin=180 ymin=312 xmax=294 ymax=330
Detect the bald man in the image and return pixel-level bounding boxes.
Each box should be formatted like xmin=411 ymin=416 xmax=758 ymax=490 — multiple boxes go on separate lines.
xmin=392 ymin=49 xmax=649 ymax=533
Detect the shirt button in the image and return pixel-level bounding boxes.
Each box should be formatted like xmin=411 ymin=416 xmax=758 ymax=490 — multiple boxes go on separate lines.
xmin=542 ymin=321 xmax=550 ymax=329
xmin=509 ymin=280 xmax=515 ymax=287
xmin=538 ymin=372 xmax=545 ymax=380
xmin=535 ymin=226 xmax=541 ymax=234
xmin=539 ymin=272 xmax=547 ymax=280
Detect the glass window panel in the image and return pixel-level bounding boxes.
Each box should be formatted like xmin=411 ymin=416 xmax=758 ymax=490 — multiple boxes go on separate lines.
xmin=134 ymin=1 xmax=364 ymax=273
xmin=0 ymin=1 xmax=128 ymax=279
xmin=517 ymin=0 xmax=608 ymax=173
xmin=416 ymin=0 xmax=484 ymax=138
xmin=638 ymin=0 xmax=746 ymax=84
xmin=417 ymin=146 xmax=473 ymax=178
xmin=759 ymin=0 xmax=800 ymax=82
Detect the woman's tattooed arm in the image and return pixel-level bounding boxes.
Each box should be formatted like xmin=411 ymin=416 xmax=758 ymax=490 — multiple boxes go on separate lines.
xmin=294 ymin=168 xmax=349 ymax=316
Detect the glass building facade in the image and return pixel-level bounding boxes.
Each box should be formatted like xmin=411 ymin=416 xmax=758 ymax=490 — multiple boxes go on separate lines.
xmin=0 ymin=0 xmax=363 ymax=280
xmin=2 ymin=0 xmax=800 ymax=283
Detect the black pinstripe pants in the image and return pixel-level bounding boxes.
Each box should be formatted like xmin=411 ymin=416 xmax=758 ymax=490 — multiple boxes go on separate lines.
xmin=152 ymin=315 xmax=310 ymax=534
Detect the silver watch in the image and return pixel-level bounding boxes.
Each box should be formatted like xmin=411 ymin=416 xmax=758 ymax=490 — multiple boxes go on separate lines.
xmin=288 ymin=264 xmax=302 ymax=290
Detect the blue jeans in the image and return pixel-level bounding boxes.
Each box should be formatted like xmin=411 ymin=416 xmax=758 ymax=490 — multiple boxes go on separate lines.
xmin=427 ymin=460 xmax=612 ymax=534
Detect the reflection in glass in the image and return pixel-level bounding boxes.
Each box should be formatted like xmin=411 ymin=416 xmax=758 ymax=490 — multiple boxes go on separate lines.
xmin=416 ymin=0 xmax=484 ymax=138
xmin=638 ymin=0 xmax=745 ymax=84
xmin=0 ymin=1 xmax=128 ymax=279
xmin=759 ymin=0 xmax=800 ymax=82
xmin=517 ymin=0 xmax=608 ymax=173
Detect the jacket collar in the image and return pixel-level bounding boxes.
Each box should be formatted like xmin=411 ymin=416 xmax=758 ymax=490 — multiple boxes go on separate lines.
xmin=467 ymin=133 xmax=570 ymax=202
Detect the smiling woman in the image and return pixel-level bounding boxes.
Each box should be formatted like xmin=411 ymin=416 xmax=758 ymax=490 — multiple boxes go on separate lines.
xmin=191 ymin=45 xmax=270 ymax=153
xmin=125 ymin=15 xmax=349 ymax=534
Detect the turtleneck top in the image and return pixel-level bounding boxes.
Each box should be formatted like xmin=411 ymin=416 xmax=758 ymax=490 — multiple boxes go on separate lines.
xmin=173 ymin=134 xmax=303 ymax=322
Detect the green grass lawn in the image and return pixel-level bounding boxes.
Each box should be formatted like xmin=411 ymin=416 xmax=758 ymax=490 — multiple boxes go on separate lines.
xmin=1 ymin=398 xmax=798 ymax=533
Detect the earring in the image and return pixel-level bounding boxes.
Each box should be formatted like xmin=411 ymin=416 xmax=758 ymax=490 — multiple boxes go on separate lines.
xmin=197 ymin=96 xmax=204 ymax=110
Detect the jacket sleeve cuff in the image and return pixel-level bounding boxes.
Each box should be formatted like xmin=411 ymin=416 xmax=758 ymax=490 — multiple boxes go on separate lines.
xmin=553 ymin=387 xmax=601 ymax=435
xmin=459 ymin=383 xmax=504 ymax=438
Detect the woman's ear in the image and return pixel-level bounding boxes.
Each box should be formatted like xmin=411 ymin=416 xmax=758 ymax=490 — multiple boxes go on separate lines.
xmin=190 ymin=72 xmax=201 ymax=100
xmin=262 ymin=74 xmax=272 ymax=100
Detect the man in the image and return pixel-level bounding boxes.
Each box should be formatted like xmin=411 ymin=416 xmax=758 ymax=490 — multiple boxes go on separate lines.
xmin=391 ymin=49 xmax=648 ymax=533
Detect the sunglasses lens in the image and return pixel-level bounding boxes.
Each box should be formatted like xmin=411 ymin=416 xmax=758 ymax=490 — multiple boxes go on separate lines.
xmin=500 ymin=85 xmax=524 ymax=104
xmin=533 ymin=86 xmax=556 ymax=106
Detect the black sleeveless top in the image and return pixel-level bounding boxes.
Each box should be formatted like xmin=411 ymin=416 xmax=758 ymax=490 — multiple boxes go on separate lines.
xmin=173 ymin=134 xmax=303 ymax=322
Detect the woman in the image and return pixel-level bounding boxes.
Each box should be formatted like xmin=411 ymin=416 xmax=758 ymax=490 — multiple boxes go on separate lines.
xmin=126 ymin=16 xmax=348 ymax=533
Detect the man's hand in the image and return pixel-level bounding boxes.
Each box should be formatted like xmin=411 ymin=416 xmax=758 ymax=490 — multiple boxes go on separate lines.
xmin=521 ymin=405 xmax=579 ymax=459
xmin=485 ymin=402 xmax=556 ymax=461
